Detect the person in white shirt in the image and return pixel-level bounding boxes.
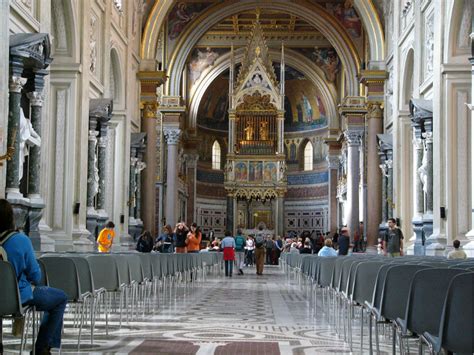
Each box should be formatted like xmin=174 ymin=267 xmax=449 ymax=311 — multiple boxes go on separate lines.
xmin=245 ymin=236 xmax=255 ymax=266
xmin=447 ymin=239 xmax=467 ymax=260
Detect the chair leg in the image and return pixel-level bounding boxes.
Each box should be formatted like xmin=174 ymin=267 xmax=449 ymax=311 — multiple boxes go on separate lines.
xmin=375 ymin=319 xmax=380 ymax=354
xmin=392 ymin=325 xmax=397 ymax=355
xmin=360 ymin=307 xmax=364 ymax=354
xmin=78 ymin=302 xmax=85 ymax=350
xmin=369 ymin=313 xmax=373 ymax=355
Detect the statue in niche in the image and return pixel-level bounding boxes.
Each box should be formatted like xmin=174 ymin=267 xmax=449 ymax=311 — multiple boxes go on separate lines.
xmin=418 ymin=143 xmax=429 ymax=194
xmin=259 ymin=121 xmax=268 ymax=140
xmin=19 ymin=108 xmax=41 ymax=180
xmin=244 ymin=122 xmax=254 ymax=140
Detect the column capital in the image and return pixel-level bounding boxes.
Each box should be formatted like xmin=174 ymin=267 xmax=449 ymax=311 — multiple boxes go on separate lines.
xmin=184 ymin=153 xmax=199 ymax=167
xmin=164 ymin=128 xmax=181 ymax=145
xmin=158 ymin=96 xmax=186 ymax=112
xmin=359 ymin=70 xmax=387 ymax=102
xmin=9 ymin=76 xmax=26 ymax=93
xmin=339 ymin=96 xmax=367 ymax=116
xmin=326 ymin=155 xmax=340 ymax=169
xmin=137 ymin=70 xmax=167 ymax=87
xmin=141 ymin=101 xmax=158 ymax=119
xmin=27 ymin=91 xmax=45 ymax=107
xmin=344 ymin=129 xmax=363 ymax=146
xmin=367 ymin=102 xmax=383 ymax=119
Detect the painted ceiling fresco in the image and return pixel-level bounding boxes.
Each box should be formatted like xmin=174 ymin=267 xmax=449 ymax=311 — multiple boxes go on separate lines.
xmin=197 ymin=66 xmax=328 ymax=133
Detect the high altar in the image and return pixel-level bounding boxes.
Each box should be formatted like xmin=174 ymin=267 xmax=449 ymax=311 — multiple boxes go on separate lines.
xmin=224 ymin=16 xmax=287 ymax=236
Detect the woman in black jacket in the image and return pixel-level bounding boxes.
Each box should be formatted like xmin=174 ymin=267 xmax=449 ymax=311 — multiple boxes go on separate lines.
xmin=136 ymin=230 xmax=154 ymax=252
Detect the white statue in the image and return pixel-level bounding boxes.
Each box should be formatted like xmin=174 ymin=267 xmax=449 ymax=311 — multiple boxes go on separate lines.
xmin=418 ymin=144 xmax=428 ymax=194
xmin=19 ymin=108 xmax=41 ymax=180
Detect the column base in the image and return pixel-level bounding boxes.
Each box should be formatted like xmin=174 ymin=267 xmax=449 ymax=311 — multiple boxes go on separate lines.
xmin=422 ymin=213 xmax=434 ymax=247
xmin=128 ymin=217 xmax=141 ymax=241
xmin=425 ymin=228 xmax=446 ymax=256
xmin=118 ymin=232 xmax=136 ymax=251
xmin=412 ymin=216 xmax=425 ymax=256
xmin=86 ymin=208 xmax=99 ymax=244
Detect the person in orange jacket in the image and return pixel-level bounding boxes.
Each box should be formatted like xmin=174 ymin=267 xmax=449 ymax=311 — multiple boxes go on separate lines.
xmin=186 ymin=223 xmax=202 ymax=253
xmin=97 ymin=221 xmax=115 ymax=253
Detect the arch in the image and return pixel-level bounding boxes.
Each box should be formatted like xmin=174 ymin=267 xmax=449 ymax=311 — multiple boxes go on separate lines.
xmin=51 ymin=0 xmax=78 ymax=59
xmin=141 ymin=0 xmax=384 ymax=64
xmin=400 ymin=48 xmax=414 ymax=109
xmin=189 ymin=48 xmax=338 ymax=131
xmin=303 ymin=139 xmax=314 ymax=171
xmin=446 ymin=0 xmax=472 ymax=60
xmin=164 ymin=1 xmax=361 ymax=96
xmin=109 ymin=48 xmax=123 ymax=106
xmin=212 ymin=140 xmax=222 ymax=170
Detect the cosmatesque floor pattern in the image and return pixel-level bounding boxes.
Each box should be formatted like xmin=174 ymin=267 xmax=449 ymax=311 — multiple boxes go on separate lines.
xmin=2 ymin=265 xmax=400 ymax=354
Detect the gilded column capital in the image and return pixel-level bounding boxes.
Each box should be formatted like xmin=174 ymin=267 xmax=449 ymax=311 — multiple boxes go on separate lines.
xmin=367 ymin=102 xmax=383 ymax=119
xmin=141 ymin=101 xmax=158 ymax=119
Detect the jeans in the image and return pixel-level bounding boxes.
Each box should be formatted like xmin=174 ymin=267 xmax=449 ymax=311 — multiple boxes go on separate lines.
xmin=24 ymin=286 xmax=68 ymax=351
xmin=224 ymin=260 xmax=233 ymax=276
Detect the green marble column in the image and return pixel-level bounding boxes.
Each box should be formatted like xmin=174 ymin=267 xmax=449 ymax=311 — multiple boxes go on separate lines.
xmin=26 ymin=91 xmax=44 ymax=197
xmin=129 ymin=157 xmax=137 ymax=218
xmin=96 ymin=134 xmax=108 ymax=211
xmin=86 ymin=129 xmax=99 ymax=209
xmin=6 ymin=68 xmax=25 ymax=195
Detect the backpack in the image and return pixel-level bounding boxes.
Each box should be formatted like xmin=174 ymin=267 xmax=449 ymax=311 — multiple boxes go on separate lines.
xmin=0 ymin=230 xmax=17 ymax=262
xmin=255 ymin=234 xmax=265 ymax=248
xmin=235 ymin=236 xmax=245 ymax=251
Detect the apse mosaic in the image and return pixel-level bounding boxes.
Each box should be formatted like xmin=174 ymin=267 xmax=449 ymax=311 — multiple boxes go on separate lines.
xmin=197 ymin=67 xmax=328 ymax=133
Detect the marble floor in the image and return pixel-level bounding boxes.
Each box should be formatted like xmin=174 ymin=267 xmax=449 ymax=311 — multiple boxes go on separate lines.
xmin=2 ymin=265 xmax=399 ymax=354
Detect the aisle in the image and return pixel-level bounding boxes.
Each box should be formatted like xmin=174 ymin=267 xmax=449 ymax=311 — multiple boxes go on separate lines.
xmin=4 ymin=265 xmax=389 ymax=354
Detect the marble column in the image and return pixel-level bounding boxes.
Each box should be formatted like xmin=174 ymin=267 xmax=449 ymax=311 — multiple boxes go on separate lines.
xmin=6 ymin=59 xmax=25 ymax=198
xmin=86 ymin=124 xmax=99 ymax=238
xmin=136 ymin=162 xmax=146 ymax=221
xmin=226 ymin=195 xmax=234 ymax=232
xmin=96 ymin=132 xmax=108 ymax=211
xmin=164 ymin=127 xmax=181 ymax=227
xmin=327 ymin=155 xmax=340 ymax=236
xmin=379 ymin=152 xmax=388 ymax=238
xmin=345 ymin=129 xmax=363 ymax=243
xmin=184 ymin=154 xmax=198 ymax=225
xmin=26 ymin=91 xmax=44 ymax=198
xmin=277 ymin=112 xmax=285 ymax=154
xmin=276 ymin=195 xmax=284 ymax=237
xmin=386 ymin=156 xmax=394 ymax=218
xmin=141 ymin=101 xmax=158 ymax=236
xmin=422 ymin=131 xmax=434 ymax=245
xmin=465 ymin=34 xmax=474 ymax=255
xmin=366 ymin=103 xmax=383 ymax=247
xmin=128 ymin=157 xmax=138 ymax=219
xmin=412 ymin=134 xmax=425 ymax=254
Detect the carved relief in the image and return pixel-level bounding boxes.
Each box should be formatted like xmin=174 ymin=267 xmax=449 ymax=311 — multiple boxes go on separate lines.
xmin=424 ymin=14 xmax=434 ymax=78
xmin=90 ymin=15 xmax=98 ymax=73
xmin=458 ymin=0 xmax=472 ymax=49
xmin=236 ymin=92 xmax=277 ymax=112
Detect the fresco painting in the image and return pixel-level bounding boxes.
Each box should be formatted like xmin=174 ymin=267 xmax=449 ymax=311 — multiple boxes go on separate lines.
xmin=168 ymin=2 xmax=211 ymax=40
xmin=188 ymin=47 xmax=223 ymax=84
xmin=235 ymin=162 xmax=247 ymax=181
xmin=264 ymin=163 xmax=277 ymax=181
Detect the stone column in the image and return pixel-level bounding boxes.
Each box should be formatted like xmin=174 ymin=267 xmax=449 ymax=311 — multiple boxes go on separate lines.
xmin=164 ymin=127 xmax=181 ymax=227
xmin=184 ymin=154 xmax=198 ymax=225
xmin=366 ymin=103 xmax=383 ymax=247
xmin=86 ymin=122 xmax=99 ymax=238
xmin=326 ymin=152 xmax=340 ymax=236
xmin=5 ymin=59 xmax=25 ymax=198
xmin=135 ymin=162 xmax=146 ymax=221
xmin=386 ymin=156 xmax=394 ymax=218
xmin=226 ymin=195 xmax=234 ymax=232
xmin=276 ymin=194 xmax=284 ymax=237
xmin=345 ymin=129 xmax=363 ymax=243
xmin=128 ymin=157 xmax=138 ymax=219
xmin=96 ymin=127 xmax=108 ymax=212
xmin=422 ymin=130 xmax=434 ymax=245
xmin=379 ymin=152 xmax=388 ymax=236
xmin=465 ymin=33 xmax=474 ymax=256
xmin=412 ymin=133 xmax=425 ymax=254
xmin=228 ymin=111 xmax=236 ymax=154
xmin=26 ymin=68 xmax=48 ymax=201
xmin=277 ymin=112 xmax=285 ymax=154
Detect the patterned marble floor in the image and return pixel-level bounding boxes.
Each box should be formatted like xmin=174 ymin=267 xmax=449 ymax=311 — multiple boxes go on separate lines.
xmin=3 ymin=265 xmax=401 ymax=354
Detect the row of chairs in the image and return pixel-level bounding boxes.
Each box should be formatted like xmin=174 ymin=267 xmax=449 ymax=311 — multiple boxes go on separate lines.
xmin=281 ymin=253 xmax=474 ymax=355
xmin=0 ymin=251 xmax=223 ymax=353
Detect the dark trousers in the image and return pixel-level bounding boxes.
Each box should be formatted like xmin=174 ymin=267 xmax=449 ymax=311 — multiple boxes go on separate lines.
xmin=24 ymin=286 xmax=68 ymax=351
xmin=266 ymin=248 xmax=273 ymax=264
xmin=225 ymin=260 xmax=233 ymax=276
xmin=255 ymin=247 xmax=265 ymax=275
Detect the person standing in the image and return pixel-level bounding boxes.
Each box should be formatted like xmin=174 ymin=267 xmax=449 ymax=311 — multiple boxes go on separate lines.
xmin=186 ymin=223 xmax=202 ymax=253
xmin=383 ymin=218 xmax=404 ymax=257
xmin=234 ymin=229 xmax=246 ymax=275
xmin=245 ymin=235 xmax=255 ymax=266
xmin=338 ymin=227 xmax=350 ymax=256
xmin=221 ymin=230 xmax=236 ymax=277
xmin=0 ymin=199 xmax=68 ymax=355
xmin=272 ymin=235 xmax=283 ymax=265
xmin=174 ymin=222 xmax=188 ymax=253
xmin=97 ymin=221 xmax=115 ymax=253
xmin=254 ymin=228 xmax=266 ymax=275
xmin=136 ymin=230 xmax=154 ymax=252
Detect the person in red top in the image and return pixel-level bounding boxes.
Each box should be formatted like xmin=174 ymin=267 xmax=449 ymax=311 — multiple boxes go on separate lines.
xmin=221 ymin=230 xmax=236 ymax=277
xmin=186 ymin=223 xmax=202 ymax=253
